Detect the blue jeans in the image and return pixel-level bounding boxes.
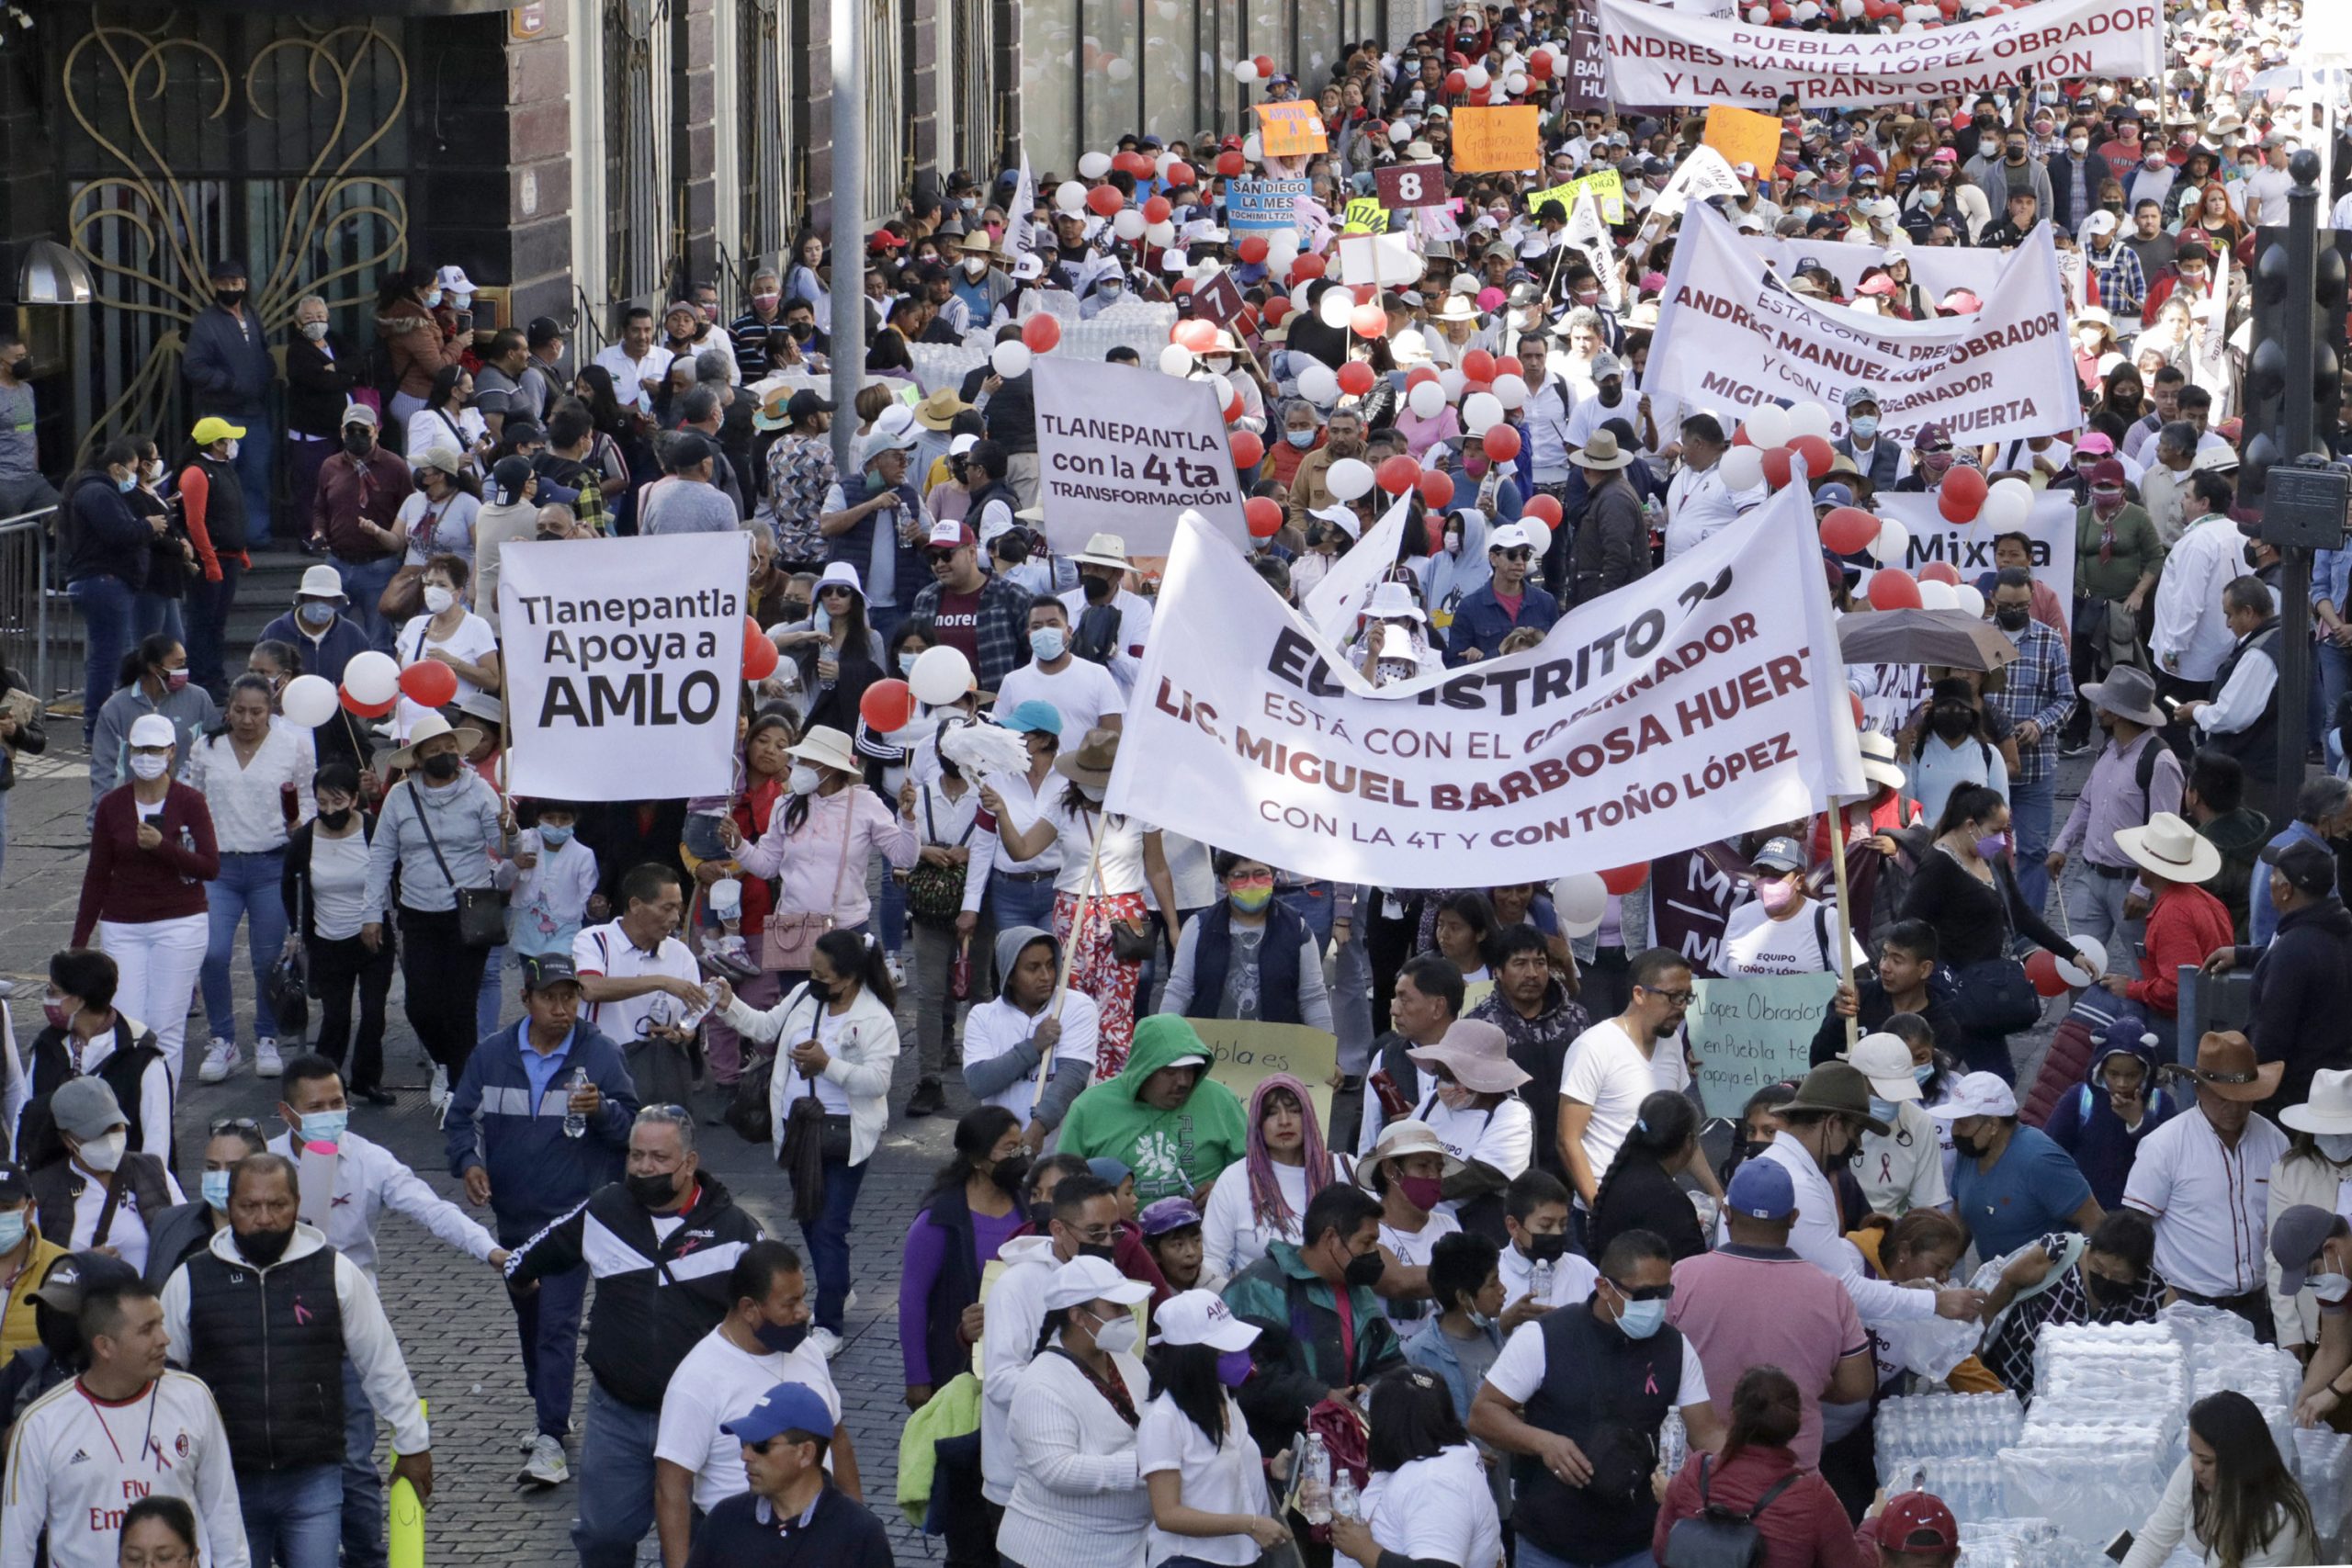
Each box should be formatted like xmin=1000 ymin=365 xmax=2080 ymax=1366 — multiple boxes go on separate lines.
xmin=234 ymin=413 xmax=277 ymax=545
xmin=1278 ymin=881 xmax=1337 ymax=946
xmin=67 ymin=575 xmax=138 ymax=744
xmin=573 ymin=1382 xmax=662 ymax=1568
xmin=986 ymin=871 xmax=1057 ymax=942
xmin=2007 ymin=773 xmax=2056 ymax=919
xmin=879 ymin=871 xmax=907 ymax=953
xmin=187 ymin=557 xmax=243 ymax=695
xmin=203 ymin=850 xmax=289 ymax=1043
xmin=795 ymin=1154 xmax=870 ymax=1333
xmin=340 ymin=1356 xmax=386 ymax=1568
xmin=0 ymin=788 xmax=10 ymax=885
xmin=133 ymin=591 xmax=186 ymax=644
xmin=334 ymin=554 xmax=401 ymax=652
xmin=476 ymin=942 xmax=509 ymax=1041
xmin=512 ymin=1258 xmax=588 ymax=1438
xmin=1515 ymin=1540 xmax=1657 ymax=1568
xmin=238 ymin=1461 xmax=343 ymax=1568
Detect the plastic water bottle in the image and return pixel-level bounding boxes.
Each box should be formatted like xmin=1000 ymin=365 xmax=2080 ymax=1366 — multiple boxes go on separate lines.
xmin=1658 ymin=1408 xmax=1688 ymax=1478
xmin=1331 ymin=1468 xmax=1360 ymax=1523
xmin=561 ymin=1067 xmax=590 ymax=1139
xmin=1297 ymin=1432 xmax=1333 ymax=1526
xmin=1531 ymin=1257 xmax=1556 ymax=1306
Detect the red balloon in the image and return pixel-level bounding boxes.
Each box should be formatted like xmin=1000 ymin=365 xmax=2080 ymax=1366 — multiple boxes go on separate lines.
xmin=1759 ymin=446 xmax=1795 ymax=489
xmin=1460 ymin=348 xmax=1497 ymax=383
xmin=1085 ymin=184 xmax=1125 ymax=219
xmin=1444 ymin=69 xmax=1467 ymax=94
xmin=1406 ymin=366 xmax=1441 ymax=389
xmin=1252 ymin=53 xmax=1273 ymax=76
xmin=743 ymin=619 xmax=780 ymax=682
xmin=1173 ymin=318 xmax=1220 ymax=353
xmin=1216 ymin=150 xmax=1247 ymax=177
xmin=1417 ymin=469 xmax=1454 ymax=507
xmin=1819 ymin=506 xmax=1880 ymax=555
xmin=1021 ymin=314 xmax=1061 ymax=354
xmin=1523 ymin=493 xmax=1564 ymax=527
xmin=1919 ymin=561 xmax=1963 ymax=586
xmin=1938 ymin=464 xmax=1989 ymax=523
xmin=1231 ymin=431 xmax=1266 ymax=470
xmin=1730 ymin=425 xmax=1753 ymax=447
xmin=1236 ymin=234 xmax=1270 ymax=265
xmin=1350 ymin=304 xmax=1388 ymax=338
xmin=859 ymin=677 xmax=918 ymax=735
xmin=1245 ymin=496 xmax=1284 ymax=539
xmin=1164 ymin=161 xmax=1194 ymax=189
xmin=399 ymin=660 xmax=458 ymax=708
xmin=1262 ymin=297 xmax=1293 ymax=325
xmin=1527 ymin=51 xmax=1554 ymax=78
xmin=1377 ymin=455 xmax=1421 ymax=495
xmin=1337 ymin=362 xmax=1376 ymax=396
xmin=1224 ymin=389 xmax=1244 ymax=423
xmin=1790 ymin=434 xmax=1837 ymax=477
xmin=1600 ymin=863 xmax=1649 ymax=895
xmin=1290 ymin=254 xmax=1327 ymax=282
xmin=1482 ymin=424 xmax=1522 ymax=462
xmin=1141 ymin=196 xmax=1172 ymax=225
xmin=1849 ymin=691 xmax=1867 ymax=728
xmin=1867 ymin=568 xmax=1923 ymax=612
xmin=340 ymin=687 xmax=396 ymax=718
xmin=2024 ymin=948 xmax=2070 ymax=998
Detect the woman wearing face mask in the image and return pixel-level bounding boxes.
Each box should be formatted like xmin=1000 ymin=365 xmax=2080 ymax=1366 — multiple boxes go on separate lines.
xmin=1721 ymin=836 xmax=1872 ymax=979
xmin=28 ymin=944 xmax=176 ymax=1165
xmin=1901 ymin=675 xmax=2010 ymax=828
xmin=1979 ymin=1209 xmax=2168 ymax=1397
xmin=1361 ymin=1119 xmax=1464 ymax=1332
xmin=1136 ymin=1287 xmax=1289 ymax=1567
xmin=1415 ymin=504 xmax=1492 ymax=633
xmin=88 ymin=632 xmax=220 ymax=815
xmin=387 ymin=448 xmax=481 ymax=592
xmin=375 ymin=266 xmax=463 ymax=430
xmin=1000 ymin=1255 xmax=1155 ymax=1568
xmin=2266 ymin=1089 xmax=2352 ymax=1370
xmin=1199 ymin=1076 xmax=1350 ymax=1285
xmin=686 ymin=714 xmax=794 ymax=1080
xmin=1588 ymin=1090 xmax=1708 ymax=1263
xmin=142 ymin=1119 xmax=266 ymax=1290
xmin=406 ymin=364 xmax=490 ymax=476
xmin=27 ymin=1073 xmax=187 ymax=1277
xmin=72 ymin=712 xmax=220 ymax=1089
xmin=391 ymin=552 xmax=499 ymax=743
xmin=123 ymin=435 xmax=194 ymax=653
xmin=361 ymin=711 xmax=505 ymax=1106
xmin=62 ymin=440 xmax=172 ymax=749
xmin=183 ymin=673 xmax=313 ymax=1086
xmin=282 ymin=761 xmax=395 ymax=1101
xmin=1158 ymin=852 xmax=1334 ymax=1033
xmin=900 ymin=1106 xmax=1029 ymax=1411
xmin=775 ymin=564 xmax=886 ymax=738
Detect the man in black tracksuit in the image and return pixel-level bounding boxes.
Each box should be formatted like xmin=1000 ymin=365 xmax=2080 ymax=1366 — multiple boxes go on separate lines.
xmin=504 ymin=1105 xmax=763 ymax=1568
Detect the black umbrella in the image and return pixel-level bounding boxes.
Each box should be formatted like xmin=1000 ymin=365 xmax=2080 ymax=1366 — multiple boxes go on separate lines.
xmin=1835 ymin=608 xmax=2018 ymax=672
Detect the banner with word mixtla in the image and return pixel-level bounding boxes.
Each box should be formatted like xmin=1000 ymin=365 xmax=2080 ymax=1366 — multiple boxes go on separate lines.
xmin=498 ymin=534 xmax=748 ymax=800
xmin=1105 ymin=483 xmax=1864 ymax=886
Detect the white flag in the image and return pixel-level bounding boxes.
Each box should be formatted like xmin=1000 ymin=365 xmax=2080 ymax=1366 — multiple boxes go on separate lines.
xmin=1007 ymin=154 xmax=1037 ymax=259
xmin=1565 ymin=190 xmax=1621 ymax=309
xmin=1304 ymin=494 xmax=1412 ymax=644
xmin=1654 ymin=145 xmax=1744 ymax=220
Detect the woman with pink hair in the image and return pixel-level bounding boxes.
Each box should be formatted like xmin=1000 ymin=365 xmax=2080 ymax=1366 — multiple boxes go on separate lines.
xmin=1198 ymin=1073 xmax=1353 ymax=1281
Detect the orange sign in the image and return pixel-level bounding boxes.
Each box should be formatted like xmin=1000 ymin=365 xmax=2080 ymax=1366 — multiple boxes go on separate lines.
xmin=1449 ymin=106 xmax=1543 ymax=174
xmin=1701 ymin=105 xmax=1783 ymax=178
xmin=1255 ymin=102 xmax=1329 ymax=157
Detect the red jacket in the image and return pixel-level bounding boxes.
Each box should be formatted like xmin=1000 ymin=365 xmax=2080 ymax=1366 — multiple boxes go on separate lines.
xmin=1653 ymin=1447 xmax=1870 ymax=1568
xmin=74 ymin=783 xmax=220 ymax=944
xmin=2125 ymin=881 xmax=2234 ymax=1019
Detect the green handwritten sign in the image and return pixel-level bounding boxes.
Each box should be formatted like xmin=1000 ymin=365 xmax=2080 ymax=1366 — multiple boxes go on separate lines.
xmin=1686 ymin=973 xmax=1839 ymax=1118
xmin=1528 ymin=168 xmax=1625 ymax=226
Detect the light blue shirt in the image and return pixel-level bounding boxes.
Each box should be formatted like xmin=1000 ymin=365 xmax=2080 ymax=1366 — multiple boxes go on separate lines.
xmin=516 ymin=1021 xmax=577 ymax=1111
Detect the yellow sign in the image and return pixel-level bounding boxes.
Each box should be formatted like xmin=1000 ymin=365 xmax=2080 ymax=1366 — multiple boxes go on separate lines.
xmin=1344 ymin=196 xmax=1389 ymax=232
xmin=1255 ymin=101 xmax=1329 ymax=157
xmin=1702 ymin=105 xmax=1784 ymax=181
xmin=1449 ymin=105 xmax=1544 ymax=174
xmin=1528 ymin=168 xmax=1625 ymax=225
xmin=1193 ymin=1018 xmax=1339 ymax=1132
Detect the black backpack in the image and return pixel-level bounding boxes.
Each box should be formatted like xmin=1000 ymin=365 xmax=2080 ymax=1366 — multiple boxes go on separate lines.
xmin=1661 ymin=1455 xmax=1800 ymax=1568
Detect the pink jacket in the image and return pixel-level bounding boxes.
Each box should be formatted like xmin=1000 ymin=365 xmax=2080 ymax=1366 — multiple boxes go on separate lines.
xmin=738 ymin=784 xmax=917 ymax=926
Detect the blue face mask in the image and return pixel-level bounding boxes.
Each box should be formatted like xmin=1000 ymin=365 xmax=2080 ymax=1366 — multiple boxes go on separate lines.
xmin=201 ymin=1170 xmax=232 ymax=1213
xmin=1850 ymin=415 xmax=1880 ymax=440
xmin=1913 ymin=1063 xmax=1936 ymax=1088
xmin=299 ymin=1110 xmax=349 ymax=1147
xmin=0 ymin=1211 xmax=25 ymax=1253
xmin=538 ymin=824 xmax=573 ymax=848
xmin=1216 ymin=1348 xmax=1254 ymax=1388
xmin=1031 ymin=627 xmax=1067 ymax=661
xmin=1285 ymin=429 xmax=1316 ymax=448
xmin=116 ymin=475 xmax=138 ymax=493
xmin=1614 ymin=1296 xmax=1667 ymax=1339
xmin=1869 ymin=1096 xmax=1897 ymax=1126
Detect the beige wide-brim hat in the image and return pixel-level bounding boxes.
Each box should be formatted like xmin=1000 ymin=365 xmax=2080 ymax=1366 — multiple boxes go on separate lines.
xmin=2113 ymin=811 xmax=2222 ymax=886
xmin=1356 ymin=1118 xmax=1466 ymax=1189
xmin=1433 ymin=296 xmax=1480 ymax=322
xmin=787 ymin=725 xmax=862 ymax=776
xmin=1570 ymin=430 xmax=1634 ymax=470
xmin=1069 ymin=533 xmax=1131 ymax=571
xmin=1408 ymin=1019 xmax=1532 ymax=1095
xmin=390 ymin=712 xmax=485 ymax=772
xmin=1856 ymin=730 xmax=1906 ymax=793
xmin=1053 ymin=726 xmax=1121 ymax=788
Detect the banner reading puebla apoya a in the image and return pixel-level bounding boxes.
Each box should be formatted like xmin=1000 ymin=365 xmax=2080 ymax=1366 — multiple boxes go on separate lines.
xmin=1645 ymin=208 xmax=2078 ymax=449
xmin=1103 ymin=483 xmax=1864 ymax=887
xmin=498 ymin=534 xmax=749 ymax=800
xmin=1596 ymin=0 xmax=2160 ymax=108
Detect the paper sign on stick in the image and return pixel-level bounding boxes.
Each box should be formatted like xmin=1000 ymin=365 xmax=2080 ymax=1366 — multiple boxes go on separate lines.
xmin=1701 ymin=105 xmax=1783 ymax=175
xmin=1255 ymin=101 xmax=1329 ymax=156
xmin=1449 ymin=106 xmax=1543 ymax=173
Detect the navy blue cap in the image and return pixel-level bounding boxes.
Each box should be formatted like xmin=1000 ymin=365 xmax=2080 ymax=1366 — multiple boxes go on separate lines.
xmin=722 ymin=1381 xmax=835 ymax=1444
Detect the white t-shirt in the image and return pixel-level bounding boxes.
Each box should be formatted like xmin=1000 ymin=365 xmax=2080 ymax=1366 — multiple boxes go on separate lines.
xmin=1039 ymin=801 xmax=1148 ymax=897
xmin=393 ymin=489 xmax=481 ymax=568
xmin=392 ymin=611 xmax=497 ymax=740
xmin=1379 ymin=1208 xmax=1462 ymax=1333
xmin=1412 ymin=1093 xmax=1536 ymax=1192
xmin=961 ymin=991 xmax=1101 ymax=1125
xmin=1498 ymin=1240 xmax=1600 ymax=1311
xmin=1487 ymin=1315 xmax=1711 ymax=1406
xmin=652 ymin=1327 xmax=840 ymax=1510
xmin=1359 ymin=1444 xmax=1503 ymax=1568
xmin=992 ymin=657 xmax=1126 ymax=753
xmin=1135 ymin=1392 xmax=1268 ymax=1567
xmin=1558 ymin=1020 xmax=1690 ymax=1193
xmin=1199 ymin=1154 xmax=1352 ymax=1281
xmin=1720 ymin=897 xmax=1871 ymax=977
xmin=1857 ymin=1101 xmax=1951 ymax=1217
xmin=307 ymin=829 xmax=375 ymax=941
xmin=778 ymin=1008 xmax=855 ymax=1115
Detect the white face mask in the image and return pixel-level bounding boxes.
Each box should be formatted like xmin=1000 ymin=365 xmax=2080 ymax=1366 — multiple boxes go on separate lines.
xmin=788 ymin=765 xmax=821 ymax=795
xmin=1088 ymin=1309 xmax=1140 ymax=1356
xmin=423 ymin=585 xmax=458 ymax=615
xmin=77 ymin=1130 xmax=126 ymax=1173
xmin=963 ymin=255 xmax=988 ymax=276
xmin=2318 ymin=1133 xmax=2352 ymax=1164
xmin=2313 ymin=1271 xmax=2352 ymax=1305
xmin=129 ymin=752 xmax=170 ymax=781
xmin=301 ymin=321 xmax=329 ymax=342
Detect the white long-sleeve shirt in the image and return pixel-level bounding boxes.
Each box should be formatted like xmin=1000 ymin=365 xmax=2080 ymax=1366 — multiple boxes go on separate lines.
xmin=1663 ymin=462 xmax=1739 ymax=561
xmin=264 ymin=1127 xmax=495 ymax=1280
xmin=65 ymin=1022 xmax=174 ymax=1163
xmin=183 ymin=726 xmax=315 ymax=853
xmin=2120 ymin=1453 xmax=2311 ymax=1567
xmin=978 ymin=1235 xmax=1060 ymax=1506
xmin=2194 ymin=627 xmax=2281 ymax=738
xmin=2151 ymin=516 xmax=2245 ymax=682
xmin=2 ymin=1371 xmax=250 ymax=1568
xmin=1735 ymin=1136 xmax=1938 ymax=1323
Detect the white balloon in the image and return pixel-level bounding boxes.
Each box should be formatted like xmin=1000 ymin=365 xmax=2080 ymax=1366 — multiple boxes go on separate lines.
xmin=1106 ymin=56 xmax=1133 ymax=81
xmin=1917 ymin=580 xmax=1958 ymax=611
xmin=343 ymin=650 xmax=399 ymax=706
xmin=1078 ymin=152 xmax=1113 ymax=180
xmin=1747 ymin=6 xmax=1770 ymax=18
xmin=1491 ymin=372 xmax=1530 ymax=411
xmin=1981 ymin=479 xmax=2033 ymax=532
xmin=1437 ymin=367 xmax=1467 ymax=403
xmin=1297 ymin=363 xmax=1340 ymax=405
xmin=1408 ymin=379 xmax=1446 ymax=418
xmin=1290 ymin=280 xmax=1317 ymax=315
xmin=1720 ymin=445 xmax=1766 ymax=491
xmin=991 ymin=341 xmax=1034 ymax=378
xmin=1742 ymin=404 xmax=1791 ymax=447
xmin=1793 ymin=2 xmax=1821 ymax=18
xmin=1242 ymin=133 xmax=1263 ymax=163
xmin=1055 ymin=180 xmax=1088 ymax=215
xmin=1841 ymin=0 xmax=1865 ymax=14
xmin=1317 ymin=287 xmax=1357 ymax=329
xmin=1210 ymin=372 xmax=1237 ymax=412
xmin=2055 ymin=937 xmax=2109 ymax=988
xmin=1389 ymin=117 xmax=1416 ymax=141
xmin=1159 ymin=343 xmax=1195 ymax=377
xmin=1953 ymin=584 xmax=1985 ymax=618
xmin=1783 ymin=400 xmax=1834 ymax=441
xmin=1265 ymin=230 xmax=1300 ymax=271
xmin=908 ymin=645 xmax=976 ymax=706
xmin=280 ymin=673 xmax=338 ymax=728
xmin=1327 ymin=458 xmax=1376 ymax=502
xmin=1113 ymin=209 xmax=1147 ymax=241
xmin=1461 ymin=391 xmax=1504 ymax=434
xmin=1505 ymin=72 xmax=1529 ymax=94
xmin=1551 ymin=873 xmax=1609 ymax=937
xmin=1463 ymin=65 xmax=1490 ymax=90
xmin=1233 ymin=58 xmax=1260 ymax=81
xmin=1145 ymin=220 xmax=1177 ymax=247
xmin=1517 ymin=517 xmax=1551 ymax=558
xmin=1899 ymin=19 xmax=1924 ymax=31
xmin=1871 ymin=520 xmax=1910 ymax=564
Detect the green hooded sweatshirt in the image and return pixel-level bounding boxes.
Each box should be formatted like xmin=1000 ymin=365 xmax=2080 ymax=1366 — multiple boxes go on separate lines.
xmin=1057 ymin=1015 xmax=1247 ymax=1204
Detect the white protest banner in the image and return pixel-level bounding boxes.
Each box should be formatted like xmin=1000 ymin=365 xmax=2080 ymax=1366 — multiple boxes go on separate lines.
xmin=498 ymin=535 xmax=749 ymax=801
xmin=1031 ymin=356 xmax=1249 ymax=555
xmin=1304 ymin=495 xmax=1412 ymax=644
xmin=1646 ymin=209 xmax=2077 ymax=448
xmin=1564 ymin=190 xmax=1623 ymax=309
xmin=1867 ymin=491 xmax=2077 ymax=609
xmin=1737 ymin=232 xmax=2005 ymax=307
xmin=1104 ymin=483 xmax=1864 ymax=886
xmin=1596 ymin=0 xmax=2161 ymax=108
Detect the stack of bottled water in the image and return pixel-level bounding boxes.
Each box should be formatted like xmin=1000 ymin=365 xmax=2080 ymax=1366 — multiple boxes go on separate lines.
xmin=1872 ymin=1393 xmax=2026 ymax=1523
xmin=2003 ymin=1323 xmax=2186 ymax=1550
xmin=2295 ymin=1426 xmax=2352 ymax=1555
xmin=1953 ymin=1517 xmax=2115 ymax=1568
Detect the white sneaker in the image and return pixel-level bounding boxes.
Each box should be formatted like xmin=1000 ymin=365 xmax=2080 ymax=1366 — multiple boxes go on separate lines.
xmin=808 ymin=1326 xmax=843 ymax=1360
xmin=885 ymin=953 xmax=907 ymax=987
xmin=196 ymin=1040 xmax=241 ymax=1084
xmin=843 ymin=1289 xmax=860 ymax=1315
xmin=519 ymin=1434 xmax=570 ymax=1487
xmin=253 ymin=1039 xmax=283 ymax=1078
xmin=428 ymin=1064 xmax=449 ymax=1110
xmin=517 ymin=1426 xmax=538 ymax=1453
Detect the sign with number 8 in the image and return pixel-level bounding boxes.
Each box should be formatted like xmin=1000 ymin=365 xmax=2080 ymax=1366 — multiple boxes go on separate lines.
xmin=1374 ymin=161 xmax=1448 ymax=209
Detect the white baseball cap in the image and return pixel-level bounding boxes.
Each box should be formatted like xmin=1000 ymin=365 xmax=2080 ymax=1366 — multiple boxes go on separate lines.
xmin=1928 ymin=1071 xmax=2018 ymax=1121
xmin=128 ymin=714 xmax=176 ymax=749
xmin=1149 ymin=1289 xmax=1261 ymax=1351
xmin=1042 ymin=1255 xmax=1153 ymax=1311
xmin=1849 ymin=1032 xmax=1923 ymax=1102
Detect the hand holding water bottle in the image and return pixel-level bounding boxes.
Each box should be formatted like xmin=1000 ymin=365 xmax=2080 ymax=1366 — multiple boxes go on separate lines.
xmin=563 ymin=1066 xmax=596 ymax=1137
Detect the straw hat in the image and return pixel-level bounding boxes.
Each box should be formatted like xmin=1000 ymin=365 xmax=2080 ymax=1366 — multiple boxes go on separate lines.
xmin=1854 ymin=730 xmax=1905 ymax=794
xmin=2112 ymin=811 xmax=2222 ymax=886
xmin=390 ymin=712 xmax=485 ymax=772
xmin=1054 ymin=727 xmax=1121 ymax=789
xmin=1408 ymin=1020 xmax=1532 ymax=1095
xmin=786 ymin=725 xmax=862 ymax=775
xmin=913 ymin=388 xmax=969 ymax=432
xmin=1356 ymin=1119 xmax=1465 ymax=1189
xmin=1569 ymin=430 xmax=1634 ymax=470
xmin=1069 ymin=533 xmax=1131 ymax=571
xmin=1433 ymin=295 xmax=1480 ymax=322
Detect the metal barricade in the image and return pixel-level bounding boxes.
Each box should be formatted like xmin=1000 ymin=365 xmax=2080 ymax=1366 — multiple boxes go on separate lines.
xmin=0 ymin=507 xmax=73 ymax=711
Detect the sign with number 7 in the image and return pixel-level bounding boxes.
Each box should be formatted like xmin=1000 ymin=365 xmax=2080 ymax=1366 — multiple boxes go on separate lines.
xmin=1374 ymin=161 xmax=1448 ymax=209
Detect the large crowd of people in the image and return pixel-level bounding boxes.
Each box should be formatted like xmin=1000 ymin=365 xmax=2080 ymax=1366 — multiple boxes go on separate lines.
xmin=3 ymin=0 xmax=2352 ymax=1563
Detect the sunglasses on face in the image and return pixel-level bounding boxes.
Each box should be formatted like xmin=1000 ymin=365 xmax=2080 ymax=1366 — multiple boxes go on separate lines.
xmin=924 ymin=551 xmax=958 ymax=567
xmin=1607 ymin=1278 xmax=1674 ymax=1303
xmin=1498 ymin=548 xmax=1532 ymax=562
xmin=819 ymin=586 xmax=854 ymax=600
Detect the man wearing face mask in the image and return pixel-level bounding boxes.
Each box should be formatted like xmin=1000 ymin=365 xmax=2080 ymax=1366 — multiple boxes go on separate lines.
xmin=991 ymin=597 xmax=1124 ymax=746
xmin=309 ymin=403 xmax=413 ymax=651
xmin=1934 ymin=1070 xmax=2104 ymax=1261
xmin=1057 ymin=532 xmax=1153 ymax=694
xmin=26 ymin=1079 xmax=183 ymax=1280
xmin=1835 ymin=386 xmax=1905 ymax=490
xmin=0 ymin=331 xmax=59 ymax=520
xmin=653 ymin=1240 xmax=861 ymax=1568
xmin=27 ymin=947 xmax=174 ymax=1165
xmin=503 ymin=1106 xmax=763 ymax=1564
xmin=181 ymin=259 xmax=278 ymax=547
xmin=1981 ymin=569 xmax=2075 ymax=912
xmin=162 ymin=1153 xmax=432 ymax=1567
xmin=729 ymin=270 xmax=787 ymax=381
xmin=979 ymin=1169 xmax=1128 ymax=1511
xmin=1222 ymin=1183 xmax=1406 ymax=1456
